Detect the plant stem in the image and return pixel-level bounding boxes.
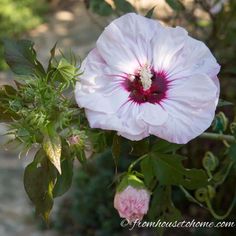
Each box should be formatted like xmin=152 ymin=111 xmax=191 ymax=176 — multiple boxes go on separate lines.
xmin=179 ymin=185 xmax=206 ymax=209
xmin=199 ymin=132 xmax=235 ymax=143
xmin=205 ymin=195 xmax=236 ymax=220
xmin=128 ymin=154 xmax=148 ymax=173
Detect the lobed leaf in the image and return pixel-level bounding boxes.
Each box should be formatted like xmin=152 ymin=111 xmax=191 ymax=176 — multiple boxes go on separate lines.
xmin=152 ymin=153 xmax=208 ymax=189
xmin=149 ymin=185 xmax=181 ymax=235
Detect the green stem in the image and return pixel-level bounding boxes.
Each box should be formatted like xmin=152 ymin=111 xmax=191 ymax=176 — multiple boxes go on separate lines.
xmin=214 ymin=161 xmax=234 ymax=187
xmin=205 ymin=195 xmax=236 ymax=220
xmin=199 ymin=132 xmax=235 ymax=143
xmin=128 ymin=154 xmax=148 ymax=173
xmin=179 ymin=185 xmax=206 ymax=209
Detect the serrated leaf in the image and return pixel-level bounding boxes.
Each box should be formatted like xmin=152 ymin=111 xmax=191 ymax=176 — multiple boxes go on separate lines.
xmin=43 ymin=125 xmax=62 ymax=174
xmin=152 ymin=139 xmax=183 ymax=154
xmin=152 ymin=153 xmax=208 ymax=189
xmin=114 ymin=0 xmax=135 ymax=13
xmin=24 ymin=150 xmax=57 ymax=222
xmin=3 ymin=39 xmax=45 ymax=76
xmin=140 ymin=156 xmax=156 ymax=187
xmin=129 ymin=139 xmax=149 ymax=156
xmin=53 ymin=157 xmax=73 ymax=197
xmin=149 ymin=185 xmax=181 ymax=235
xmin=165 ymin=0 xmax=185 ymax=11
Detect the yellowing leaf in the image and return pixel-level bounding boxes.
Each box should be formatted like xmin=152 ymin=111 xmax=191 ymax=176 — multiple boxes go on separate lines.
xmin=43 ymin=125 xmax=62 ymax=174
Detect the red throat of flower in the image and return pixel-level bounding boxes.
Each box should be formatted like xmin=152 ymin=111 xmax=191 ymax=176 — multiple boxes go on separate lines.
xmin=123 ymin=66 xmax=169 ymax=104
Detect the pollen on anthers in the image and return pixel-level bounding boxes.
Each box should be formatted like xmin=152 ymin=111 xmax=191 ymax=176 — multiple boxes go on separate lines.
xmin=139 ymin=65 xmax=153 ymax=91
xmin=128 ymin=65 xmax=153 ymax=90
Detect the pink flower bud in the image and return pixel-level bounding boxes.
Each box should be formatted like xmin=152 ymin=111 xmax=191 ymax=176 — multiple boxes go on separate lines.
xmin=114 ymin=185 xmax=150 ymax=223
xmin=68 ymin=135 xmax=81 ymax=145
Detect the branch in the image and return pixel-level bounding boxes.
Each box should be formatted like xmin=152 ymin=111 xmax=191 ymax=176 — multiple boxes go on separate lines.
xmin=199 ymin=132 xmax=235 ymax=143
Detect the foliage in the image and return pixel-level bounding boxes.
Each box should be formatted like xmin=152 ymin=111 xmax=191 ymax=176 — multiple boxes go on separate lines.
xmin=0 ymin=0 xmax=47 ymax=70
xmin=55 ymin=150 xmax=130 ymax=236
xmin=86 ymin=0 xmax=135 ymax=16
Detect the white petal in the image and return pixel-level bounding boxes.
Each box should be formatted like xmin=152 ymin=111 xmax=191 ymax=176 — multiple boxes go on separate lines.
xmin=150 ymin=101 xmax=215 ymax=144
xmin=96 ymin=22 xmax=139 ymax=74
xmin=166 ymin=36 xmax=220 ymax=80
xmin=152 ymin=26 xmax=188 ymax=72
xmin=166 ymin=73 xmax=218 ymax=106
xmin=85 ymin=109 xmax=124 ymax=132
xmin=140 ymin=103 xmax=168 ymax=126
xmin=85 ymin=101 xmax=149 ymax=141
xmin=96 ymin=13 xmax=161 ymax=73
xmin=75 ymin=83 xmax=129 ymax=114
xmin=150 ymin=73 xmax=218 ymax=144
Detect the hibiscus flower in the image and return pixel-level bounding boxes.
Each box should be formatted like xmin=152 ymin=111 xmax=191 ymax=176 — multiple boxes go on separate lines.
xmin=75 ymin=13 xmax=220 ymax=144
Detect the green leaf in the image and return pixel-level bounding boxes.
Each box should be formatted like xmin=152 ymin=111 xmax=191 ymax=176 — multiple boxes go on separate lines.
xmin=165 ymin=0 xmax=185 ymax=11
xmin=145 ymin=6 xmax=156 ymax=18
xmin=149 ymin=185 xmax=181 ymax=235
xmin=47 ymin=42 xmax=57 ymax=72
xmin=43 ymin=125 xmax=62 ymax=174
xmin=0 ymin=85 xmax=20 ymax=122
xmin=112 ymin=134 xmax=121 ymax=166
xmin=129 ymin=139 xmax=149 ymax=156
xmin=152 ymin=139 xmax=183 ymax=154
xmin=53 ymin=58 xmax=77 ymax=81
xmin=3 ymin=39 xmax=45 ymax=76
xmin=217 ymin=99 xmax=233 ymax=107
xmin=24 ymin=150 xmax=57 ymax=221
xmin=76 ymin=149 xmax=87 ymax=164
xmin=53 ymin=157 xmax=74 ymax=197
xmin=90 ymin=0 xmax=113 ymax=16
xmin=114 ymin=0 xmax=135 ymax=13
xmin=152 ymin=153 xmax=208 ymax=189
xmin=0 ymin=85 xmax=17 ymax=96
xmin=140 ymin=155 xmax=156 ymax=187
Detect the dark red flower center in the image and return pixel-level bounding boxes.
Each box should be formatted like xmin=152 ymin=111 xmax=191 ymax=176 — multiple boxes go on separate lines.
xmin=123 ymin=68 xmax=169 ymax=104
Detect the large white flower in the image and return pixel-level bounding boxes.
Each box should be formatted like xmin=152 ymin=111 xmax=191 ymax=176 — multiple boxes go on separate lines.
xmin=75 ymin=13 xmax=220 ymax=144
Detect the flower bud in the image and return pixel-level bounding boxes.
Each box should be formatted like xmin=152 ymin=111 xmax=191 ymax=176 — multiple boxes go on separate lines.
xmin=68 ymin=135 xmax=81 ymax=145
xmin=114 ymin=174 xmax=150 ymax=223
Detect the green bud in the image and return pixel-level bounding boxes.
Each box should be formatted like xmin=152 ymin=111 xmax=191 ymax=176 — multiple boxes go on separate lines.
xmin=203 ymin=151 xmax=219 ymax=172
xmin=195 ymin=188 xmax=208 ymax=202
xmin=212 ymin=112 xmax=228 ymax=133
xmin=116 ymin=174 xmax=146 ymax=192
